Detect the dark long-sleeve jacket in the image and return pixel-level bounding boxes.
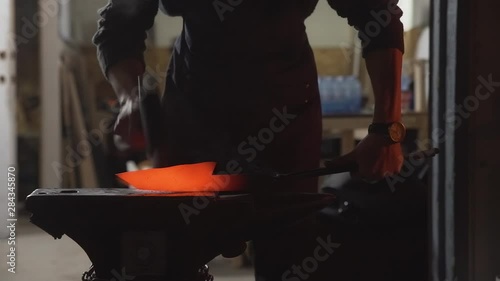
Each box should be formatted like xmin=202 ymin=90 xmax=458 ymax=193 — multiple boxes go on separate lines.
xmin=93 ymin=0 xmax=404 ymax=80
xmin=92 ymin=0 xmax=404 ymax=183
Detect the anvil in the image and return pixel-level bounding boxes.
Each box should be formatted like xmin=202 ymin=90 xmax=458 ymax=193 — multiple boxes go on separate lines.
xmin=25 ymin=188 xmax=335 ymax=281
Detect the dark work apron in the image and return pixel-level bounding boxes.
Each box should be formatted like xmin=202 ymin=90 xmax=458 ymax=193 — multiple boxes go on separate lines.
xmin=155 ymin=0 xmax=323 ymax=193
xmin=153 ymin=1 xmax=330 ymax=280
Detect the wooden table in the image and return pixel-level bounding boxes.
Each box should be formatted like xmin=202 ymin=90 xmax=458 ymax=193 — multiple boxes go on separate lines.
xmin=322 ymin=112 xmax=429 ymax=154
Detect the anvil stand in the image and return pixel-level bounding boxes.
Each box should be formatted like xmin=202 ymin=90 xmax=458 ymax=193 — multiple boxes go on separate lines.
xmin=26 ymin=188 xmax=335 ymax=281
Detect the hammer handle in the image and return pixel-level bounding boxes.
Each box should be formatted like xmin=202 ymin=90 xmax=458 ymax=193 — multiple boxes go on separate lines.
xmin=138 ymin=75 xmax=164 ymax=158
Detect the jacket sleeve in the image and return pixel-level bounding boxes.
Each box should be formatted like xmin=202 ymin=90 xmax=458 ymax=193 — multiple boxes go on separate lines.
xmin=327 ymin=0 xmax=405 ymax=57
xmin=92 ymin=0 xmax=159 ymax=78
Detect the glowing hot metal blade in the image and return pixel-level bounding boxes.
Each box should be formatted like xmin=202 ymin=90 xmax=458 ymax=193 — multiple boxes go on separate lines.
xmin=116 ymin=162 xmax=247 ymax=192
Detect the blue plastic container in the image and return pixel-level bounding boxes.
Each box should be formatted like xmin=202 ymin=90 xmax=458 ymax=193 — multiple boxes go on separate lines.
xmin=319 ymin=76 xmax=363 ymax=115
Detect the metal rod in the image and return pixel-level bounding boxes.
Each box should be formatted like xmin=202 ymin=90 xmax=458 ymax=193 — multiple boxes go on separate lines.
xmin=273 ymin=148 xmax=440 ymax=180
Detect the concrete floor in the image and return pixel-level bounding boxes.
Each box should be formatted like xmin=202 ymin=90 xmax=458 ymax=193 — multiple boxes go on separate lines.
xmin=0 ymin=214 xmax=254 ymax=281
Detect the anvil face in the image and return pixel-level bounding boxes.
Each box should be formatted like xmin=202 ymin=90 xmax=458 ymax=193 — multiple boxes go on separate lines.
xmin=26 ymin=188 xmax=335 ymax=281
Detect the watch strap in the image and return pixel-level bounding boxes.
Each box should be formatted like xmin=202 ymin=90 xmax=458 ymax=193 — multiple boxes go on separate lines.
xmin=368 ymin=123 xmax=392 ymax=135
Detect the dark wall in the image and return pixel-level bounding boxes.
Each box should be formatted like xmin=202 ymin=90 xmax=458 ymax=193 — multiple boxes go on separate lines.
xmin=15 ymin=0 xmax=41 ymax=200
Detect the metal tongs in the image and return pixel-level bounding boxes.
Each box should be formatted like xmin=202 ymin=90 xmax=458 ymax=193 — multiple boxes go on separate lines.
xmin=269 ymin=148 xmax=440 ymax=180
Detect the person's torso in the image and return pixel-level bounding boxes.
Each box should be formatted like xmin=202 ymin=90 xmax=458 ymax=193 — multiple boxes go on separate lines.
xmin=161 ymin=0 xmax=320 ymax=86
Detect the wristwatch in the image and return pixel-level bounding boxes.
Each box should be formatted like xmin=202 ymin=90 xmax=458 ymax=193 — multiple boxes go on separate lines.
xmin=368 ymin=121 xmax=406 ymax=143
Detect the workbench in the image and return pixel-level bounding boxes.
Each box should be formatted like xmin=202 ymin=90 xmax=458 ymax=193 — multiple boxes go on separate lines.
xmin=322 ymin=112 xmax=429 ymax=154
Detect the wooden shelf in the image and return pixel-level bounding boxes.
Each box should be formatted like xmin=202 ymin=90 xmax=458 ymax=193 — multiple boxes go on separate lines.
xmin=322 ymin=112 xmax=429 ymax=154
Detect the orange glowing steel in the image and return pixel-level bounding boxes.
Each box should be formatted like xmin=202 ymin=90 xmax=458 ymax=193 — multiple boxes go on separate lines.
xmin=116 ymin=162 xmax=247 ymax=192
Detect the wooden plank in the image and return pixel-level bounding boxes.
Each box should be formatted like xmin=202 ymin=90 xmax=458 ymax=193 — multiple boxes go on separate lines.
xmin=65 ymin=69 xmax=99 ymax=189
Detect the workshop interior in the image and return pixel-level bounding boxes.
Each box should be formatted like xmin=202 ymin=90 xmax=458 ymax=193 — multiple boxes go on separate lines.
xmin=0 ymin=0 xmax=499 ymax=281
